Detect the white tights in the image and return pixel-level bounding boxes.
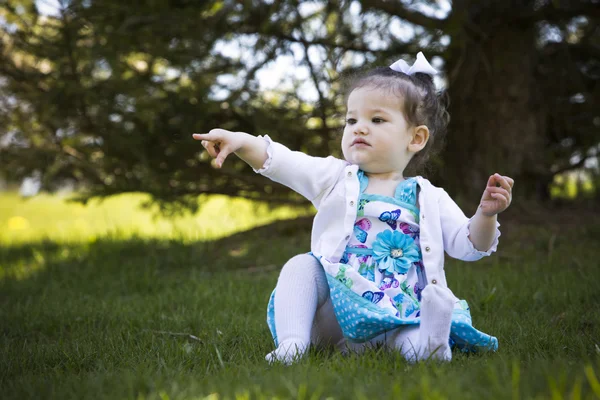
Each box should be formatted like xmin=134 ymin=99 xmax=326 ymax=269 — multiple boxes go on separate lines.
xmin=266 ymin=253 xmax=454 ymax=364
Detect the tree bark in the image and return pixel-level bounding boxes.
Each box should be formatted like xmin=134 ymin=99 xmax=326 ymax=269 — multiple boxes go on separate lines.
xmin=441 ymin=0 xmax=546 ymax=204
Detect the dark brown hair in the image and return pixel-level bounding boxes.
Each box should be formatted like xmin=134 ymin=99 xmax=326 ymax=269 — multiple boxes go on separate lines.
xmin=345 ymin=66 xmax=450 ymax=174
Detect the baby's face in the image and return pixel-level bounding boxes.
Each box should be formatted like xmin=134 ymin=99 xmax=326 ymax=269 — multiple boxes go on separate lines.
xmin=341 ymin=86 xmax=414 ymax=174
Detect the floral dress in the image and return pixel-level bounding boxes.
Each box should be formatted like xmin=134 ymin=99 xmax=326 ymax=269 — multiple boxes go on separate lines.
xmin=337 ymin=173 xmax=426 ymax=324
xmin=267 ymin=170 xmax=498 ymax=353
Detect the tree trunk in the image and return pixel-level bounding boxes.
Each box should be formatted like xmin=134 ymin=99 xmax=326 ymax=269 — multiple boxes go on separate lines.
xmin=441 ymin=0 xmax=546 ymax=205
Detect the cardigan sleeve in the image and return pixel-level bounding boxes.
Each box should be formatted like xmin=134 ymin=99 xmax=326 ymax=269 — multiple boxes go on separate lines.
xmin=252 ymin=135 xmax=347 ymax=209
xmin=438 ymin=189 xmax=501 ymax=262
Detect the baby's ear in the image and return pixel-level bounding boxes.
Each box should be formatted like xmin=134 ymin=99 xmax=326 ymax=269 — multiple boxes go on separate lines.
xmin=408 ymin=125 xmax=430 ymax=153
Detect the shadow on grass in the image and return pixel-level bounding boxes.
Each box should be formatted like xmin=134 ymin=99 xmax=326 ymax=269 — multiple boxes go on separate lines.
xmin=3 ymin=210 xmax=600 ymax=309
xmin=0 ymin=217 xmax=315 ymax=389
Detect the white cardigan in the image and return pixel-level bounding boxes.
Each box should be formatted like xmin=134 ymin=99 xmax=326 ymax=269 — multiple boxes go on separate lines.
xmin=253 ymin=135 xmax=500 ymax=294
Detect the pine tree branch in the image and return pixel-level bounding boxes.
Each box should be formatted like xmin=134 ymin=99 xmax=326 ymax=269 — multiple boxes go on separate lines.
xmin=237 ymin=24 xmax=437 ymax=56
xmin=359 ymin=0 xmax=448 ymax=30
xmin=551 ymin=154 xmax=597 ymax=175
xmin=541 ymin=41 xmax=600 ymax=60
xmin=526 ymin=2 xmax=600 ymax=23
xmin=236 ymin=25 xmax=374 ymax=53
xmin=292 ymin=7 xmax=333 ymax=157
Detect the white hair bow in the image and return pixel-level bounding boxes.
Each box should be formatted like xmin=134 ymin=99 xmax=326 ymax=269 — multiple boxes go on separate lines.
xmin=389 ymin=52 xmax=437 ymax=76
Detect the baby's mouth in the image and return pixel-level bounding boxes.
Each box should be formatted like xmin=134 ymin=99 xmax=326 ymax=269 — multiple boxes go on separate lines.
xmin=352 ymin=139 xmax=370 ymax=147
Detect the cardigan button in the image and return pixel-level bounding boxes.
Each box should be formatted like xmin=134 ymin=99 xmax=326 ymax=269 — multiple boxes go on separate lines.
xmin=350 ymin=201 xmax=355 ymax=206
xmin=431 ymin=279 xmax=438 ymax=284
xmin=347 ymin=171 xmax=352 ymax=177
xmin=425 ymin=246 xmax=431 ymax=252
xmin=345 ymin=235 xmax=350 ymax=240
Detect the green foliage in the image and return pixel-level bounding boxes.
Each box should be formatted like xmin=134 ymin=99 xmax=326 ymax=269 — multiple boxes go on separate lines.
xmin=0 ymin=0 xmax=354 ymax=210
xmin=0 ymin=0 xmax=598 ymax=210
xmin=550 ymin=171 xmax=596 ymax=200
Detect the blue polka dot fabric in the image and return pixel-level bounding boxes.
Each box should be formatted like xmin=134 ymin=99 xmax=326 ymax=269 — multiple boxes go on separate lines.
xmin=266 ymin=282 xmax=498 ymax=352
xmin=325 ymin=273 xmax=417 ymax=341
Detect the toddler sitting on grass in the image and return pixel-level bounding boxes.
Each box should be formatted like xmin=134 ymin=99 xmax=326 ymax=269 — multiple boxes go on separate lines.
xmin=193 ymin=52 xmax=514 ymax=364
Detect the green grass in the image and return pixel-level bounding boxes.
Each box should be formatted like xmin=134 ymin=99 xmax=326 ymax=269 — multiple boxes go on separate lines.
xmin=1 ymin=192 xmax=600 ymax=399
xmin=0 ymin=191 xmax=311 ymax=245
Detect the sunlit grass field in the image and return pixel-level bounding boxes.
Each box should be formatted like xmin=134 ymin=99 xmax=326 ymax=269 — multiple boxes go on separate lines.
xmin=0 ymin=192 xmax=312 ymax=244
xmin=1 ymin=191 xmax=600 ymax=399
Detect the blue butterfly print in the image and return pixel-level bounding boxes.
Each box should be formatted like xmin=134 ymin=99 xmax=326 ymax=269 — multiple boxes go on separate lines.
xmin=353 ymin=225 xmax=367 ymax=243
xmin=379 ymin=209 xmax=401 ymax=230
xmin=404 ymin=301 xmax=418 ymax=317
xmin=362 ymin=291 xmax=385 ymax=304
xmin=358 ymin=263 xmax=375 ymax=282
xmin=353 ymin=218 xmax=371 ymax=243
xmin=414 ymin=280 xmax=424 ymax=302
xmin=392 ymin=293 xmax=405 ymax=306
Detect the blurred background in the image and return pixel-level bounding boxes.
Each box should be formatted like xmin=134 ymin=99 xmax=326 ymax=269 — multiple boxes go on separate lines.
xmin=1 ymin=0 xmax=598 ymax=221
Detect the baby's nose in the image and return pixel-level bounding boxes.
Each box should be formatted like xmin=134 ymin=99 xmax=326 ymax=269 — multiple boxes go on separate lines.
xmin=354 ymin=123 xmax=368 ymax=135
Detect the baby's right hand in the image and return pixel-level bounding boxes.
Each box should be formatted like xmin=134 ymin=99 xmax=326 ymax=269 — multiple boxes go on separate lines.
xmin=192 ymin=129 xmax=245 ymax=168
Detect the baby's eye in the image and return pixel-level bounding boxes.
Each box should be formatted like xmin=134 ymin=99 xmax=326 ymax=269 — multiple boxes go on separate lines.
xmin=372 ymin=117 xmax=385 ymax=124
xmin=346 ymin=118 xmax=357 ymax=125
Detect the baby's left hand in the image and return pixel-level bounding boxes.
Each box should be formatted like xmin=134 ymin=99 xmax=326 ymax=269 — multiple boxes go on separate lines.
xmin=479 ymin=173 xmax=514 ymax=217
